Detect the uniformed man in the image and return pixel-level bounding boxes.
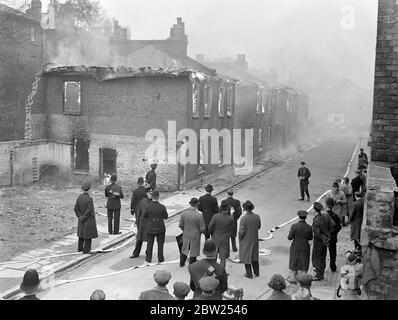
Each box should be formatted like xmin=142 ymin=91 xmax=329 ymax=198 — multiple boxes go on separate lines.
xmin=105 ymin=175 xmax=124 ymax=235
xmin=130 ymin=177 xmax=147 ymax=221
xmin=145 ymin=163 xmax=158 ymax=190
xmin=173 ymin=282 xmax=191 ymax=300
xmin=143 ymin=189 xmax=168 ymax=263
xmin=74 ymin=181 xmax=98 ymax=253
xmin=325 ymin=198 xmax=341 ymax=272
xmin=223 ymin=190 xmax=242 ymax=252
xmin=198 ymin=184 xmax=219 ymax=240
xmin=297 ymin=161 xmax=311 ymax=201
xmin=311 ymin=202 xmax=333 ymax=281
xmin=193 ymin=277 xmax=220 ymax=300
xmin=179 ymin=198 xmax=205 ymax=266
xmin=188 ymin=239 xmax=228 ymax=299
xmin=138 ymin=270 xmax=174 ymax=300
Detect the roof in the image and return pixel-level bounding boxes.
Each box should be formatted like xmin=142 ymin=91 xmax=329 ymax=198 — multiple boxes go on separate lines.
xmin=43 ymin=65 xmax=237 ymax=83
xmin=0 ymin=3 xmax=38 ymax=23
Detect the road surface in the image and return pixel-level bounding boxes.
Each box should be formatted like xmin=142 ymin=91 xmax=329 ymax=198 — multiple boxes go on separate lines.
xmin=37 ymin=136 xmax=356 ymax=300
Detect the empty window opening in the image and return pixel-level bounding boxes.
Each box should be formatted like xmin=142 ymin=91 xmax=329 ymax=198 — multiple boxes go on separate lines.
xmin=74 ymin=138 xmax=89 ymax=171
xmin=192 ymin=82 xmax=199 ymax=118
xmin=218 ymin=87 xmax=225 ymax=117
xmin=64 ymin=81 xmax=81 ymax=114
xmin=226 ymin=87 xmax=233 ymax=117
xmin=204 ymin=85 xmax=212 ymax=118
xmin=100 ymin=148 xmax=117 ymax=177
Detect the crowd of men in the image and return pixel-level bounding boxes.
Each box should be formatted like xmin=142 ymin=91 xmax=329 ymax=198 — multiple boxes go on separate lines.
xmin=16 ymin=148 xmax=368 ymax=300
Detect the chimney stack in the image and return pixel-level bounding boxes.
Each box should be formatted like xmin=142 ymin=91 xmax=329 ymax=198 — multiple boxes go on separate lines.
xmin=167 ymin=17 xmax=188 ymax=58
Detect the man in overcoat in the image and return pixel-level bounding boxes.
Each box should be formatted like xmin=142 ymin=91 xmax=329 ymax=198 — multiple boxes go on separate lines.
xmin=143 ymin=189 xmax=168 ymax=263
xmin=208 ymin=200 xmax=234 ymax=268
xmin=188 ymin=239 xmax=228 ymax=299
xmin=351 ymin=170 xmax=366 ymax=202
xmin=311 ymin=202 xmax=333 ymax=281
xmin=105 ymin=174 xmax=124 ymax=235
xmin=138 ymin=270 xmax=174 ymax=300
xmin=145 ymin=163 xmax=157 ymax=190
xmin=179 ymin=197 xmax=205 ymax=266
xmin=349 ymin=192 xmax=364 ymax=252
xmin=198 ymin=184 xmax=219 ymax=240
xmin=74 ymin=181 xmax=98 ymax=253
xmin=223 ymin=189 xmax=242 ymax=252
xmin=287 ymin=210 xmax=313 ymax=284
xmin=130 ymin=177 xmax=147 ymax=221
xmin=239 ymin=200 xmax=261 ymax=279
xmin=325 ymin=197 xmax=341 ymax=272
xmin=298 ymin=161 xmax=311 ymax=201
xmin=130 ymin=187 xmax=152 ymax=258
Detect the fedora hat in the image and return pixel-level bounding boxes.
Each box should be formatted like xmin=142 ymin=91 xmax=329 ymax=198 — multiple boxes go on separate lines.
xmin=20 ymin=269 xmax=40 ymax=294
xmin=202 ymin=239 xmax=217 ymax=258
xmin=205 ymin=184 xmax=214 ymax=192
xmin=189 ymin=197 xmax=199 ymax=206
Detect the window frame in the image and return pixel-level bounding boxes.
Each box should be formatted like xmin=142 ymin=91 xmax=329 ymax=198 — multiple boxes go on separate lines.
xmin=63 ymin=80 xmax=82 ymax=115
xmin=226 ymin=86 xmax=233 ymax=118
xmin=204 ymin=84 xmax=212 ymax=119
xmin=192 ymin=82 xmax=200 ymax=119
xmin=218 ymin=86 xmax=225 ymax=117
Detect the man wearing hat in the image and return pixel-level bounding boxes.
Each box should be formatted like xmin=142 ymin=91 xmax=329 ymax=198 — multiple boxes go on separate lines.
xmin=188 ymin=239 xmax=228 ymax=299
xmin=138 ymin=270 xmax=174 ymax=300
xmin=198 ymin=184 xmax=219 ymax=240
xmin=325 ymin=198 xmax=341 ymax=272
xmin=19 ymin=269 xmax=40 ymax=300
xmin=193 ymin=277 xmax=220 ymax=300
xmin=145 ymin=163 xmax=158 ymax=190
xmin=349 ymin=192 xmax=365 ymax=252
xmin=130 ymin=177 xmax=147 ymax=220
xmin=143 ymin=189 xmax=168 ymax=263
xmin=311 ymin=202 xmax=332 ymax=281
xmin=179 ymin=197 xmax=205 ymax=266
xmin=357 ymin=148 xmax=368 ymax=170
xmin=297 ymin=161 xmax=311 ymax=201
xmin=351 ymin=170 xmax=366 ymax=202
xmin=105 ymin=174 xmax=124 ymax=235
xmin=173 ymin=282 xmax=191 ymax=300
xmin=130 ymin=187 xmax=153 ymax=258
xmin=239 ymin=200 xmax=261 ymax=279
xmin=287 ymin=210 xmax=313 ymax=284
xmin=327 ymin=182 xmax=347 ymax=226
xmin=223 ymin=190 xmax=242 ymax=252
xmin=208 ymin=200 xmax=234 ymax=268
xmin=74 ymin=181 xmax=98 ymax=254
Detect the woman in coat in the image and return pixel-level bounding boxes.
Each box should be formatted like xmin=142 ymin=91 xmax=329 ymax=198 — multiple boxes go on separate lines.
xmin=287 ymin=210 xmax=313 ymax=284
xmin=340 ymin=177 xmax=353 ymax=224
xmin=239 ymin=200 xmax=261 ymax=279
xmin=74 ymin=181 xmax=98 ymax=254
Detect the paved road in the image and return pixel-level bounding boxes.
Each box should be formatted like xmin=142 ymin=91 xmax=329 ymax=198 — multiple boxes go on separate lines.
xmin=37 ymin=136 xmax=356 ymax=300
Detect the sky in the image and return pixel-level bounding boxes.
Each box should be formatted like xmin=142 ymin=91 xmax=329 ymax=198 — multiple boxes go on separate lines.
xmin=17 ymin=0 xmax=380 ymax=89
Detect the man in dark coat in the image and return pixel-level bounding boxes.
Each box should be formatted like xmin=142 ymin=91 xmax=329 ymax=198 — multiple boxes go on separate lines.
xmin=208 ymin=200 xmax=234 ymax=268
xmin=188 ymin=239 xmax=228 ymax=299
xmin=349 ymin=192 xmax=364 ymax=251
xmin=351 ymin=170 xmax=365 ymax=202
xmin=311 ymin=202 xmax=333 ymax=281
xmin=74 ymin=181 xmax=98 ymax=253
xmin=325 ymin=197 xmax=341 ymax=272
xmin=298 ymin=161 xmax=311 ymax=201
xmin=179 ymin=198 xmax=205 ymax=266
xmin=145 ymin=163 xmax=157 ymax=190
xmin=198 ymin=184 xmax=219 ymax=240
xmin=130 ymin=177 xmax=147 ymax=220
xmin=138 ymin=270 xmax=174 ymax=300
xmin=143 ymin=189 xmax=168 ymax=263
xmin=105 ymin=174 xmax=124 ymax=235
xmin=287 ymin=210 xmax=313 ymax=284
xmin=130 ymin=188 xmax=152 ymax=258
xmin=239 ymin=201 xmax=261 ymax=279
xmin=224 ymin=189 xmax=242 ymax=252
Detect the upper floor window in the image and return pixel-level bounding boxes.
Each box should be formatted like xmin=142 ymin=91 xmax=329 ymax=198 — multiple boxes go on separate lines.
xmin=226 ymin=87 xmax=233 ymax=117
xmin=64 ymin=81 xmax=81 ymax=114
xmin=258 ymin=128 xmax=263 ymax=152
xmin=192 ymin=82 xmax=199 ymax=118
xmin=256 ymin=90 xmax=261 ymax=115
xmin=204 ymin=85 xmax=212 ymax=118
xmin=261 ymin=90 xmax=266 ymax=114
xmin=30 ymin=27 xmax=37 ymax=43
xmin=218 ymin=87 xmax=225 ymax=117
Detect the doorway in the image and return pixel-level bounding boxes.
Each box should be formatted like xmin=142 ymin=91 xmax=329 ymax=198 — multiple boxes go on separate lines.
xmin=99 ymin=148 xmax=117 ymax=177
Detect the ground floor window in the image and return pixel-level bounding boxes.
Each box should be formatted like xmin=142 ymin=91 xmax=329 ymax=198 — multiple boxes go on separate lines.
xmin=258 ymin=128 xmax=263 ymax=153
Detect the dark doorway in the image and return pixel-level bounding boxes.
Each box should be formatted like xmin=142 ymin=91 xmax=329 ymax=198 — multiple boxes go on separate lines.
xmin=74 ymin=138 xmax=89 ymax=171
xmin=99 ymin=148 xmax=117 ymax=176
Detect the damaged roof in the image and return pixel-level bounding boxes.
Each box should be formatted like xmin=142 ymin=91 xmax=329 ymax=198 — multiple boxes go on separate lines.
xmin=43 ymin=65 xmax=238 ymax=83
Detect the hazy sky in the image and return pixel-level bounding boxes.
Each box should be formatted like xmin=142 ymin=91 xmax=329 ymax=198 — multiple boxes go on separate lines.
xmin=36 ymin=0 xmax=378 ymax=88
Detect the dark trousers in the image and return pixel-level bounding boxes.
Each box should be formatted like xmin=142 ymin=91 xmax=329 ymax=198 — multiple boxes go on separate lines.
xmin=231 ymin=237 xmax=238 ymax=251
xmin=78 ymin=238 xmax=92 ymax=254
xmin=180 ymin=254 xmax=197 ymax=266
xmin=328 ymin=240 xmax=337 ymax=270
xmin=107 ymin=208 xmax=120 ymax=234
xmin=313 ymin=244 xmax=327 ymax=277
xmin=354 ymin=240 xmax=362 ymax=251
xmin=244 ymin=261 xmax=259 ymax=277
xmin=300 ymin=181 xmax=310 ymax=199
xmin=146 ymin=232 xmax=165 ymax=262
xmin=133 ymin=239 xmax=147 ymax=257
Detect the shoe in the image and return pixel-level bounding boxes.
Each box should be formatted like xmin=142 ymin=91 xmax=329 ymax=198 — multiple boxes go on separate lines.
xmin=307 ymin=198 xmax=310 ymax=201
xmin=254 ymin=274 xmax=259 ymax=277
xmin=159 ymin=259 xmax=165 ymax=263
xmin=244 ymin=274 xmax=253 ymax=279
xmin=114 ymin=232 xmax=122 ymax=235
xmin=145 ymin=260 xmax=152 ymax=264
xmin=129 ymin=255 xmax=139 ymax=259
xmin=299 ymin=198 xmax=304 ymax=201
xmin=109 ymin=232 xmax=113 ymax=235
xmin=313 ymin=276 xmax=324 ymax=281
xmin=232 ymin=247 xmax=238 ymax=252
xmin=330 ymin=265 xmax=337 ymax=272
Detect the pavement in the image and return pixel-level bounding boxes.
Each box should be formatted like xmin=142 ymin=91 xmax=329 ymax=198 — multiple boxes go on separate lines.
xmin=0 ymin=134 xmax=366 ymax=300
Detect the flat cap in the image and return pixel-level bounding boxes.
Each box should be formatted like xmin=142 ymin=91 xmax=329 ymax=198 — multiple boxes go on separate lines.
xmin=313 ymin=202 xmax=324 ymax=211
xmin=81 ymin=181 xmax=91 ymax=191
xmin=297 ymin=210 xmax=308 ymax=218
xmin=153 ymin=270 xmax=171 ymax=285
xmin=199 ymin=276 xmax=219 ymax=292
xmin=300 ymin=161 xmax=306 ymax=165
xmin=173 ymin=282 xmax=190 ymax=297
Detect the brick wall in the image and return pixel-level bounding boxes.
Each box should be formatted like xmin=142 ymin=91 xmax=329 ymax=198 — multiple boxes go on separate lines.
xmin=371 ymin=0 xmax=398 ymax=163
